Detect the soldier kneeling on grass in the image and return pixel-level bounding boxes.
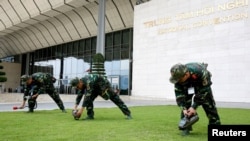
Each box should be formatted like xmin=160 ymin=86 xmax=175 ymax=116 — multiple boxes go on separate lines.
xmin=71 ymin=53 xmax=132 ymax=120
xmin=19 ymin=72 xmax=67 ymax=113
xmin=169 ymin=62 xmax=221 ymax=136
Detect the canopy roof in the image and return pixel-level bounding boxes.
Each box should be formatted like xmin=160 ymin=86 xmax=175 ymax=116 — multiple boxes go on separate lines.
xmin=0 ymin=0 xmax=138 ymax=58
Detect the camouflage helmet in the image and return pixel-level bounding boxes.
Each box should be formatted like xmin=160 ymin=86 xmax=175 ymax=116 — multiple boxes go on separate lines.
xmin=70 ymin=77 xmax=80 ymax=87
xmin=169 ymin=63 xmax=187 ymax=84
xmin=20 ymin=75 xmax=30 ymax=82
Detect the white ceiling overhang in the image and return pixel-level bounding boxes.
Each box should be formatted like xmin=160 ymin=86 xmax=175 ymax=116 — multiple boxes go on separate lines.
xmin=0 ymin=0 xmax=137 ymax=58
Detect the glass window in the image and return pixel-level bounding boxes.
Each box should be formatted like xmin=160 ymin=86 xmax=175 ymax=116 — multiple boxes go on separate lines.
xmin=120 ymin=60 xmax=129 ymax=75
xmin=120 ymin=75 xmax=129 ymax=91
xmin=34 ymin=61 xmax=52 ymax=73
xmin=57 ymin=45 xmax=62 ymax=58
xmin=113 ymin=45 xmax=120 ymax=60
xmin=106 ymin=33 xmax=113 ymax=47
xmin=79 ymin=40 xmax=84 ymax=57
xmin=114 ymin=32 xmax=121 ymax=45
xmin=47 ymin=59 xmax=60 ymax=78
xmin=79 ymin=40 xmax=84 ymax=52
xmin=105 ymin=48 xmax=112 ymax=61
xmin=91 ymin=37 xmax=96 ymax=55
xmin=62 ymin=44 xmax=67 ymax=56
xmin=84 ymin=39 xmax=91 ymax=58
xmin=51 ymin=46 xmax=56 ymax=58
xmin=83 ymin=55 xmax=91 ymax=63
xmin=67 ymin=42 xmax=73 ymax=56
xmin=42 ymin=48 xmax=47 ymax=59
xmin=105 ymin=61 xmax=112 ymax=75
xmin=121 ymin=44 xmax=129 ymax=59
xmin=38 ymin=50 xmax=43 ymax=59
xmin=34 ymin=51 xmax=39 ymax=61
xmin=64 ymin=57 xmax=73 ymax=76
xmin=47 ymin=47 xmax=52 ymax=58
xmin=122 ymin=29 xmax=129 ymax=44
xmin=112 ymin=60 xmax=121 ymax=75
xmin=76 ymin=58 xmax=90 ymax=76
xmin=26 ymin=28 xmax=132 ymax=95
xmin=85 ymin=38 xmax=91 ymax=51
xmin=73 ymin=41 xmax=78 ymax=55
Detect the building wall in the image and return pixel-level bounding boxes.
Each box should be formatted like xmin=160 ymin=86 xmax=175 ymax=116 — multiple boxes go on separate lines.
xmin=1 ymin=62 xmax=21 ymax=92
xmin=132 ymin=0 xmax=250 ymax=102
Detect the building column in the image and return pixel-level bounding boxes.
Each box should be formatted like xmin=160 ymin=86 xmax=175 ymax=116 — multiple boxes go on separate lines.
xmin=96 ymin=0 xmax=106 ymax=56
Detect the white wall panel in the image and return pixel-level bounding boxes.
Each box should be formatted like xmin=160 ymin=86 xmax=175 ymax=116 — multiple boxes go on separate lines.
xmin=133 ymin=0 xmax=250 ymax=102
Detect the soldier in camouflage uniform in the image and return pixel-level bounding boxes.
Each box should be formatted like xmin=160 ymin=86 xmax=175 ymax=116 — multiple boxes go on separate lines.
xmin=19 ymin=72 xmax=66 ymax=113
xmin=70 ymin=74 xmax=132 ymax=120
xmin=71 ymin=53 xmax=131 ymax=120
xmin=169 ymin=62 xmax=221 ymax=135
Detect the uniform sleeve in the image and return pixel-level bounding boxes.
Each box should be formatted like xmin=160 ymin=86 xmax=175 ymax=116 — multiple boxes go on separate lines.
xmin=30 ymin=85 xmax=41 ymax=95
xmin=32 ymin=75 xmax=45 ymax=95
xmin=23 ymin=86 xmax=29 ymax=100
xmin=191 ymin=65 xmax=212 ymax=108
xmin=29 ymin=84 xmax=44 ymax=95
xmin=36 ymin=86 xmax=44 ymax=95
xmin=174 ymin=84 xmax=187 ymax=110
xmin=81 ymin=90 xmax=92 ymax=107
xmin=81 ymin=81 xmax=93 ymax=107
xmin=75 ymin=90 xmax=84 ymax=105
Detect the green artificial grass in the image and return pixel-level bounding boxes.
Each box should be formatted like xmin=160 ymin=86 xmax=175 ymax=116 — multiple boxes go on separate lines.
xmin=0 ymin=105 xmax=249 ymax=141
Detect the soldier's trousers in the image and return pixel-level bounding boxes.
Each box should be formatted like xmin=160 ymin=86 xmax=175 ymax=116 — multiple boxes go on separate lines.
xmin=46 ymin=88 xmax=65 ymax=111
xmin=109 ymin=93 xmax=131 ymax=116
xmin=200 ymin=93 xmax=221 ymax=125
xmin=28 ymin=98 xmax=37 ymax=111
xmin=85 ymin=90 xmax=131 ymax=117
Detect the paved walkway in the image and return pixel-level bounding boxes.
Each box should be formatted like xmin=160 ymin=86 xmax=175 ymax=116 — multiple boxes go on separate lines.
xmin=0 ymin=93 xmax=250 ymax=112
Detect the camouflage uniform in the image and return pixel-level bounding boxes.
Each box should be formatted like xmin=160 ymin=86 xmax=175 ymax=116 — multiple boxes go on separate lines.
xmin=74 ymin=74 xmax=131 ymax=118
xmin=23 ymin=72 xmax=66 ymax=112
xmin=22 ymin=84 xmax=39 ymax=112
xmin=170 ymin=63 xmax=221 ymax=127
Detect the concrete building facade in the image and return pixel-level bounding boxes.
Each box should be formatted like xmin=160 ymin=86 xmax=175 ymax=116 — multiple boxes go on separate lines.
xmin=133 ymin=0 xmax=250 ymax=102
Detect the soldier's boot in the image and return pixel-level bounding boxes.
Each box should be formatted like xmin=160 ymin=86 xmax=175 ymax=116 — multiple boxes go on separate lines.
xmin=84 ymin=106 xmax=94 ymax=120
xmin=126 ymin=114 xmax=132 ymax=120
xmin=84 ymin=116 xmax=94 ymax=120
xmin=181 ymin=126 xmax=192 ymax=136
xmin=27 ymin=108 xmax=34 ymax=113
xmin=27 ymin=99 xmax=35 ymax=113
